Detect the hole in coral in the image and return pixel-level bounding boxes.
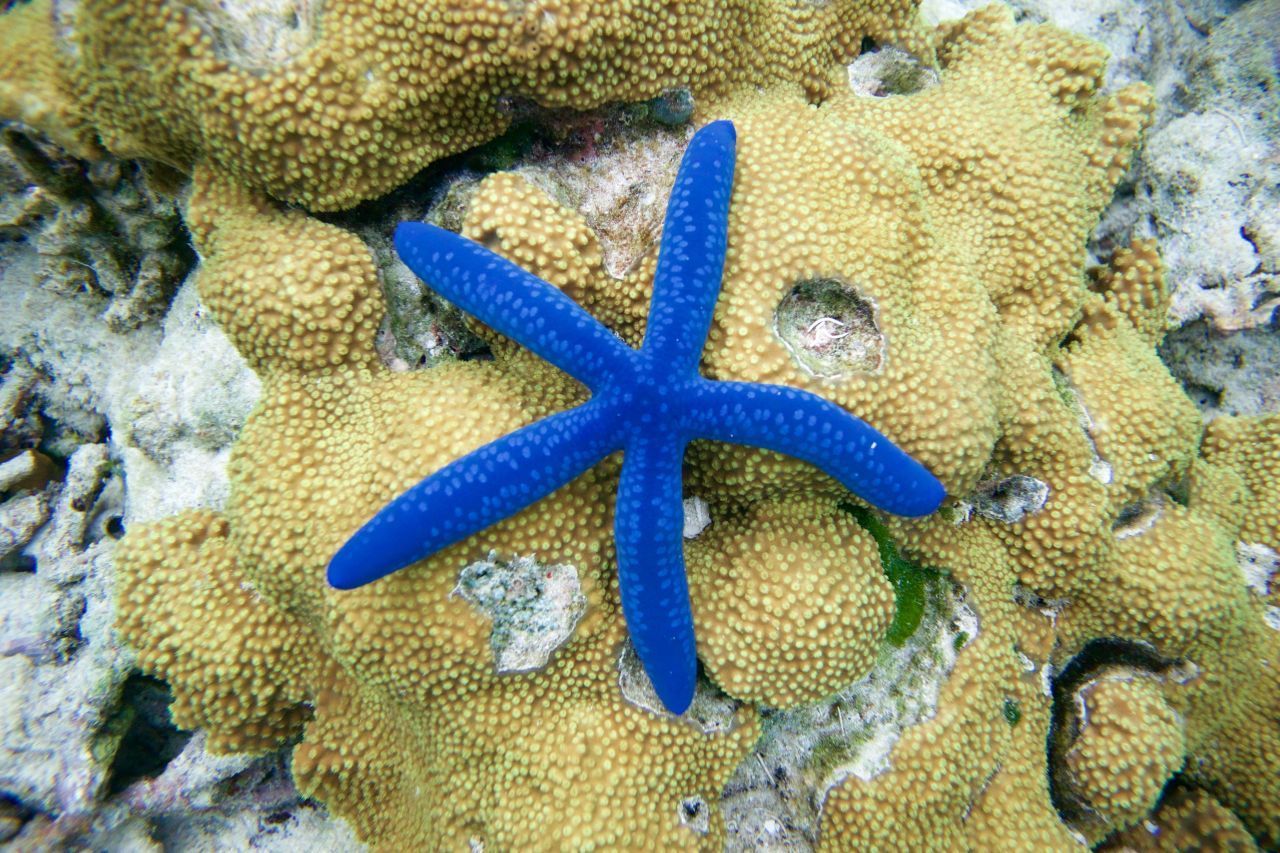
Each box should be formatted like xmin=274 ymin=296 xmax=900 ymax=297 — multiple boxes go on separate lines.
xmin=678 ymin=796 xmax=710 ymax=835
xmin=969 ymin=475 xmax=1050 ymax=524
xmin=0 ymin=793 xmax=32 ymax=844
xmin=0 ymin=553 xmax=36 ymax=573
xmin=774 ymin=277 xmax=884 ymax=379
xmin=1252 ymin=288 xmax=1280 ymax=311
xmin=1179 ymin=380 xmax=1223 ymax=411
xmin=848 ymin=45 xmax=940 ymax=98
xmin=1112 ymin=494 xmax=1164 ymax=539
xmin=645 ymin=89 xmax=695 ymax=127
xmin=101 ymin=674 xmax=193 ymax=796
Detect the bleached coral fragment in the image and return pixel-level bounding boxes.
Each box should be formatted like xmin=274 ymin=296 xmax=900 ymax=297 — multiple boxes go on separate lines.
xmin=187 ymin=0 xmax=323 ymax=71
xmin=970 ymin=475 xmax=1050 ymax=523
xmin=0 ymin=491 xmax=49 ymax=565
xmin=0 ymin=128 xmax=192 ymax=331
xmin=454 ymin=552 xmax=586 ymax=674
xmin=681 ymin=496 xmax=711 ymax=539
xmin=1236 ymin=541 xmax=1277 ymax=597
xmin=29 ymin=443 xmax=110 ymax=585
xmin=847 ymin=46 xmax=939 ymax=97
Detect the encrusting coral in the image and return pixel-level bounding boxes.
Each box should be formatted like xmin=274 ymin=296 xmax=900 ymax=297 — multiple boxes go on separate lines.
xmin=685 ymin=494 xmax=897 ymax=708
xmin=1061 ymin=672 xmax=1187 ymax=836
xmin=329 ymin=120 xmax=944 ymax=715
xmin=1100 ymin=784 xmax=1261 ymax=851
xmin=3 ymin=0 xmax=1278 ymax=849
xmin=6 ymin=0 xmax=929 ymax=210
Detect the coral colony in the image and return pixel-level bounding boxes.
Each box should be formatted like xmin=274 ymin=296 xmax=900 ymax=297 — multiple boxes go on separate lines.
xmin=327 ymin=121 xmax=945 ymax=712
xmin=4 ymin=0 xmax=1275 ymax=847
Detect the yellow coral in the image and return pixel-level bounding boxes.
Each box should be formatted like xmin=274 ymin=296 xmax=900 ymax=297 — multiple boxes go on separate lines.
xmin=116 ymin=164 xmax=761 ymax=848
xmin=685 ymin=494 xmax=894 ymax=706
xmin=1057 ymin=298 xmax=1201 ymax=508
xmin=13 ymin=0 xmax=1271 ymax=848
xmin=186 ymin=166 xmax=385 ymax=374
xmin=6 ymin=0 xmax=931 ymax=209
xmin=1101 ymin=785 xmax=1262 ymax=852
xmin=812 ymin=9 xmax=1280 ymax=848
xmin=1065 ymin=675 xmax=1187 ymax=835
xmin=1087 ymin=238 xmax=1170 ymax=346
xmin=1202 ymin=414 xmax=1280 ymax=547
xmin=0 ymin=0 xmax=97 ymax=158
xmin=115 ymin=511 xmax=316 ymax=753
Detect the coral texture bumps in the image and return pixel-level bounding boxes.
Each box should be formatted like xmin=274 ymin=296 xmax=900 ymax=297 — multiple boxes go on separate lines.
xmin=1 ymin=0 xmax=1277 ymax=849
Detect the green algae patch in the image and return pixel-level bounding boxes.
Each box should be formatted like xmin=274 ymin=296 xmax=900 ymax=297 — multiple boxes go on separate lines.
xmin=844 ymin=503 xmax=940 ymax=647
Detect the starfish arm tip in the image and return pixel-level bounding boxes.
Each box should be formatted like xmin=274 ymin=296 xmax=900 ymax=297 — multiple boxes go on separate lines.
xmin=653 ymin=670 xmax=695 ymax=715
xmin=615 ymin=432 xmax=699 ymax=715
xmin=894 ymin=474 xmax=948 ymax=517
xmin=702 ymin=118 xmax=737 ymax=144
xmin=326 ymin=534 xmax=395 ymax=590
xmin=325 ymin=557 xmax=361 ymax=590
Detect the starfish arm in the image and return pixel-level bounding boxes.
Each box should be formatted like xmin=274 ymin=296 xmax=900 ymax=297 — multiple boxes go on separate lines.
xmin=328 ymin=398 xmax=623 ymax=589
xmin=394 ymin=222 xmax=635 ymax=392
xmin=641 ymin=120 xmax=737 ymax=373
xmin=683 ymin=380 xmax=947 ymax=517
xmin=614 ymin=430 xmax=698 ymax=715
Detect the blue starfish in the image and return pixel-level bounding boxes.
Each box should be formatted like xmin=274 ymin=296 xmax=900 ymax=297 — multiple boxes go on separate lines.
xmin=328 ymin=120 xmax=945 ymax=714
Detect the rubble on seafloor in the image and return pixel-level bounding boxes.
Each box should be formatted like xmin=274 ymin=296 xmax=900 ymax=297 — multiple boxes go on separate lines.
xmin=0 ymin=145 xmax=336 ymax=844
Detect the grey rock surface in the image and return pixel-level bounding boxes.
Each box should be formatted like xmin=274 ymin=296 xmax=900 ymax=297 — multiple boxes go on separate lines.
xmin=1 ymin=245 xmax=261 ymax=523
xmin=0 ymin=444 xmax=132 ymax=822
xmin=1161 ymin=320 xmax=1280 ymax=418
xmin=0 ymin=126 xmax=193 ymax=332
xmin=0 ymin=170 xmax=354 ymax=845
